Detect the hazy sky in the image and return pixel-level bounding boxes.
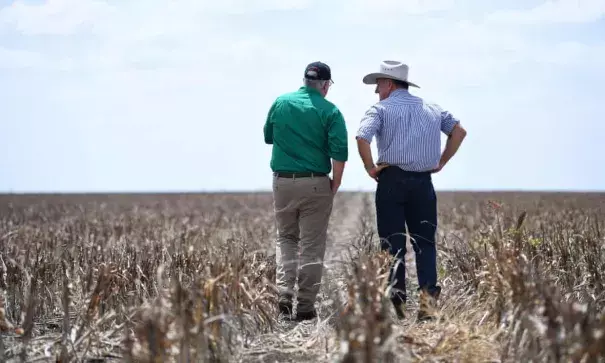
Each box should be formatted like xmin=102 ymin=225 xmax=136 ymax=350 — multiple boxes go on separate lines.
xmin=1 ymin=0 xmax=604 ymax=193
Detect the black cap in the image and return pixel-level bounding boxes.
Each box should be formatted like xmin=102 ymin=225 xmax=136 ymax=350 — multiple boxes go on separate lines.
xmin=304 ymin=61 xmax=332 ymax=81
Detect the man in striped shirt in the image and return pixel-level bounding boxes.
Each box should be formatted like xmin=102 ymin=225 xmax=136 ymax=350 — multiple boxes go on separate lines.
xmin=356 ymin=60 xmax=467 ymax=321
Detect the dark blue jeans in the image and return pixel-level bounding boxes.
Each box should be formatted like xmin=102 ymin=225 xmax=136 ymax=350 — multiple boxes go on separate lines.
xmin=375 ymin=166 xmax=440 ymax=305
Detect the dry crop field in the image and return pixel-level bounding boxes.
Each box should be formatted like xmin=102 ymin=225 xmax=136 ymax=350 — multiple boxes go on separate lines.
xmin=0 ymin=191 xmax=604 ymax=362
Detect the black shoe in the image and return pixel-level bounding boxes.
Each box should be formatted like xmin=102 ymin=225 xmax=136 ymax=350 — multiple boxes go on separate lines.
xmin=417 ymin=286 xmax=441 ymax=322
xmin=393 ymin=303 xmax=405 ymax=320
xmin=416 ymin=286 xmax=441 ymax=299
xmin=295 ymin=309 xmax=317 ymax=321
xmin=278 ymin=301 xmax=293 ymax=319
xmin=391 ymin=294 xmax=407 ymax=320
xmin=417 ymin=310 xmax=434 ymax=322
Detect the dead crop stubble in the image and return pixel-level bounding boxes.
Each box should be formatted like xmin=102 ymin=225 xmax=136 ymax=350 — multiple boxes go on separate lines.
xmin=0 ymin=192 xmax=604 ymax=363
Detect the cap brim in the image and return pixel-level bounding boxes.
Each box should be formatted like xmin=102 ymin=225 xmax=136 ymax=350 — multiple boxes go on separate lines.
xmin=362 ymin=72 xmax=420 ymax=88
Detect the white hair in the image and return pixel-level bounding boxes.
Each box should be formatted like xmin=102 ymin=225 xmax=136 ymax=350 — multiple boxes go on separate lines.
xmin=303 ymin=78 xmax=329 ymax=90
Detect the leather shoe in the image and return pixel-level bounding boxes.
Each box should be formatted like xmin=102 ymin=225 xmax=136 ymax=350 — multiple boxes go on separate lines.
xmin=295 ymin=309 xmax=317 ymax=321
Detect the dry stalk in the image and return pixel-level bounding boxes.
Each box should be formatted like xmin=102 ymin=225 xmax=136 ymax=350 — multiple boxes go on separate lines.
xmin=0 ymin=192 xmax=603 ymax=362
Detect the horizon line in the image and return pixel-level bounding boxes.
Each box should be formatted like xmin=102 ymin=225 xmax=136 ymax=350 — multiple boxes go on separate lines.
xmin=1 ymin=188 xmax=605 ymax=195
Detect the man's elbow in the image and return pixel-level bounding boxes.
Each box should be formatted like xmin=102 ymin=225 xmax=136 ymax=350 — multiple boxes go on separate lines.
xmin=451 ymin=123 xmax=467 ymax=140
xmin=356 ymin=136 xmax=371 ymax=147
xmin=329 ymin=148 xmax=348 ymax=163
xmin=332 ymin=159 xmax=347 ymax=167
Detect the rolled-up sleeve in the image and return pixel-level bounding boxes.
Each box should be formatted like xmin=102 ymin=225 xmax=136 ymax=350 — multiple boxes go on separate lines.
xmin=440 ymin=108 xmax=460 ymax=135
xmin=328 ymin=109 xmax=348 ymax=162
xmin=356 ymin=105 xmax=382 ymax=143
xmin=263 ymin=101 xmax=277 ymax=144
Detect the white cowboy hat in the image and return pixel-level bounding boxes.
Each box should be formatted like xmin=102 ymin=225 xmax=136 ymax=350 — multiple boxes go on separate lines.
xmin=362 ymin=60 xmax=420 ymax=88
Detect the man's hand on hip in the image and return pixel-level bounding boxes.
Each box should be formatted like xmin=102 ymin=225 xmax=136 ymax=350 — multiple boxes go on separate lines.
xmin=366 ymin=163 xmax=389 ymax=181
xmin=430 ymin=161 xmax=444 ymax=173
xmin=435 ymin=123 xmax=467 ymax=173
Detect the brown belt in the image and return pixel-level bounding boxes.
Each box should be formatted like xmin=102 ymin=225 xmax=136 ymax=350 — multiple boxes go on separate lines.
xmin=274 ymin=172 xmax=327 ymax=178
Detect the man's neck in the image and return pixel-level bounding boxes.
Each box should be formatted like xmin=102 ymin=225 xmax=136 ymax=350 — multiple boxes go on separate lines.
xmin=385 ymin=88 xmax=409 ymax=100
xmin=301 ymin=86 xmax=325 ymax=97
xmin=391 ymin=88 xmax=409 ymax=95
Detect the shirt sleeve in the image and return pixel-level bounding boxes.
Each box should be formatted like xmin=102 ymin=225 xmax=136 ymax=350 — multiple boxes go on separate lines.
xmin=327 ymin=108 xmax=348 ymax=162
xmin=263 ymin=101 xmax=277 ymax=144
xmin=356 ymin=105 xmax=382 ymax=143
xmin=440 ymin=108 xmax=460 ymax=135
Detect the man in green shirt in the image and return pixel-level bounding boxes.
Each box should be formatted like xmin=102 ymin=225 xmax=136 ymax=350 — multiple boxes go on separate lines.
xmin=264 ymin=61 xmax=348 ymax=321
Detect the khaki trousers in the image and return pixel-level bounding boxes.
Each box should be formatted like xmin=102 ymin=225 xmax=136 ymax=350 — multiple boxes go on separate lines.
xmin=272 ymin=174 xmax=334 ymax=313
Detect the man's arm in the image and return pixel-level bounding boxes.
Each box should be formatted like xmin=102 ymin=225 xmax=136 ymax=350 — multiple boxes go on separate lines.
xmin=263 ymin=101 xmax=277 ymax=144
xmin=356 ymin=105 xmax=383 ymax=179
xmin=436 ymin=108 xmax=467 ymax=171
xmin=438 ymin=123 xmax=466 ymax=169
xmin=331 ymin=159 xmax=345 ymax=189
xmin=356 ymin=137 xmax=374 ymax=171
xmin=327 ymin=109 xmax=348 ymax=193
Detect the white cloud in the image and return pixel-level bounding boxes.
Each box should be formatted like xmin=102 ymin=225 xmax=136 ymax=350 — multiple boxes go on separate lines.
xmin=0 ymin=46 xmax=43 ymax=68
xmin=0 ymin=0 xmax=315 ymax=72
xmin=402 ymin=20 xmax=605 ymax=88
xmin=487 ymin=0 xmax=605 ymax=25
xmin=0 ymin=0 xmax=313 ymax=37
xmin=0 ymin=0 xmax=116 ymax=35
xmin=208 ymin=0 xmax=313 ymax=12
xmin=1 ymin=0 xmax=604 ymax=191
xmin=336 ymin=0 xmax=455 ymax=25
xmin=1 ymin=0 xmax=603 ymax=82
xmin=534 ymin=41 xmax=605 ymax=66
xmin=396 ymin=21 xmax=527 ymax=87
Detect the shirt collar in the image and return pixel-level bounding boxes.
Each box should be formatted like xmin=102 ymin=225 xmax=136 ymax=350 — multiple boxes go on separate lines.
xmin=300 ymin=86 xmax=322 ymax=95
xmin=390 ymin=88 xmax=410 ymax=97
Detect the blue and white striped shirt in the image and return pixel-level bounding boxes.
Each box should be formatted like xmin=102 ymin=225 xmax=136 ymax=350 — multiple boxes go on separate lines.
xmin=356 ymin=89 xmax=460 ymax=172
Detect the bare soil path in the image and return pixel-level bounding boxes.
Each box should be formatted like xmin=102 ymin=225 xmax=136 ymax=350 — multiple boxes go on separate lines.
xmin=238 ymin=192 xmax=368 ymax=362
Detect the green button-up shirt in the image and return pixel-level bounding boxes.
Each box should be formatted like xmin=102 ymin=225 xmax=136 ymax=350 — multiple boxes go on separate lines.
xmin=264 ymin=86 xmax=348 ymax=174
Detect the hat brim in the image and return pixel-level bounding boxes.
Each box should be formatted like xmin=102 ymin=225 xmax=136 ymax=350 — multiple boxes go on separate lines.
xmin=362 ymin=73 xmax=420 ymax=88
